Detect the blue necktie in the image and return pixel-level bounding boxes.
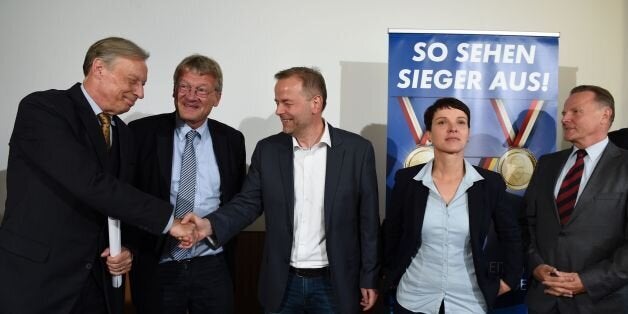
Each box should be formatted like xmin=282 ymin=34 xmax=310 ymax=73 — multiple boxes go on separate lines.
xmin=169 ymin=129 xmax=198 ymax=260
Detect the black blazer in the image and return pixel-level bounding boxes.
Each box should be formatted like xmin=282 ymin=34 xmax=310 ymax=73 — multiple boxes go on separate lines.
xmin=382 ymin=163 xmax=523 ymax=310
xmin=207 ymin=125 xmax=381 ymax=314
xmin=0 ymin=83 xmax=172 ymax=314
xmin=127 ymin=112 xmax=246 ymax=314
xmin=608 ymin=128 xmax=628 ymax=150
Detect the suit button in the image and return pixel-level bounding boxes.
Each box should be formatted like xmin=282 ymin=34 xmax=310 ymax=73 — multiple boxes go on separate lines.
xmin=85 ymin=263 xmax=93 ymax=270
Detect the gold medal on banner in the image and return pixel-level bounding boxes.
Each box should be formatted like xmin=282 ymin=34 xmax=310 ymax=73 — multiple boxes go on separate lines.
xmin=397 ymin=96 xmax=434 ymax=168
xmin=497 ymin=148 xmax=536 ymax=190
xmin=490 ymin=98 xmax=544 ymax=190
xmin=403 ymin=145 xmax=434 ymax=167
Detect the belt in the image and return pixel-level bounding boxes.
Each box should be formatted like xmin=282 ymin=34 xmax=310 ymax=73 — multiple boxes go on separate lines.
xmin=289 ymin=266 xmax=329 ymax=278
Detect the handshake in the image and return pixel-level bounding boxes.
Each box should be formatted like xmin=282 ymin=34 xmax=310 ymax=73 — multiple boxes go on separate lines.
xmin=168 ymin=213 xmax=214 ymax=248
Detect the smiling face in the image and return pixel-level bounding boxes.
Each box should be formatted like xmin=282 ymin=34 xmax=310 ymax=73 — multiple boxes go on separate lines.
xmin=561 ymin=90 xmax=612 ymax=149
xmin=274 ymin=76 xmax=322 ymax=138
xmin=89 ymin=56 xmax=147 ymax=115
xmin=174 ymin=70 xmax=221 ymax=129
xmin=427 ymin=107 xmax=469 ymax=155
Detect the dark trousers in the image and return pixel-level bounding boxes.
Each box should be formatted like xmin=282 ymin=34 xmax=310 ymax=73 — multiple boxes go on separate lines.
xmin=268 ymin=269 xmax=338 ymax=314
xmin=395 ymin=300 xmax=445 ymax=314
xmin=158 ymin=253 xmax=233 ymax=314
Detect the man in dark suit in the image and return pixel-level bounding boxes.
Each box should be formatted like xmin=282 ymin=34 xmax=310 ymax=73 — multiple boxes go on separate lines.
xmin=0 ymin=37 xmax=197 ymax=314
xmin=608 ymin=128 xmax=628 ymax=149
xmin=128 ymin=55 xmax=246 ymax=314
xmin=524 ymin=85 xmax=628 ymax=313
xmin=185 ymin=67 xmax=380 ymax=313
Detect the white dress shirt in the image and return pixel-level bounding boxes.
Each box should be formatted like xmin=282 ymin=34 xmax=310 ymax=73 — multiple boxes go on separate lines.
xmin=290 ymin=122 xmax=331 ymax=269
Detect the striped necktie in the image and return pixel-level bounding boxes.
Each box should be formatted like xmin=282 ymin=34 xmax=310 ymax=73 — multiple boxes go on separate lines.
xmin=556 ymin=149 xmax=587 ymax=225
xmin=169 ymin=129 xmax=198 ymax=260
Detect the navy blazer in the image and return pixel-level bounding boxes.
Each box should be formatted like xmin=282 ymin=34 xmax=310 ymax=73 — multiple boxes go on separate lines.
xmin=382 ymin=163 xmax=523 ymax=310
xmin=127 ymin=112 xmax=246 ymax=314
xmin=207 ymin=125 xmax=381 ymax=314
xmin=0 ymin=84 xmax=172 ymax=314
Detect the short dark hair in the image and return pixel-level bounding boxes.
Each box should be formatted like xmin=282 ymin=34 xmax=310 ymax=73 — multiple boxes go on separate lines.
xmin=82 ymin=37 xmax=149 ymax=76
xmin=173 ymin=54 xmax=223 ymax=92
xmin=275 ymin=67 xmax=327 ymax=110
xmin=424 ymin=97 xmax=471 ymax=131
xmin=570 ymin=85 xmax=615 ymax=123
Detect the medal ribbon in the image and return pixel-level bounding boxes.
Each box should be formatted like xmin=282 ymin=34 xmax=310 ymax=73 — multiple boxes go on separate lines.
xmin=490 ymin=98 xmax=544 ymax=148
xmin=398 ymin=97 xmax=430 ymax=145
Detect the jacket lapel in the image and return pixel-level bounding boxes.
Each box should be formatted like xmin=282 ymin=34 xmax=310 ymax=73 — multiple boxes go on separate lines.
xmin=70 ymin=84 xmax=108 ymax=168
xmin=568 ymin=143 xmax=620 ymax=224
xmin=156 ymin=116 xmax=175 ymax=199
xmin=324 ymin=125 xmax=344 ymax=234
xmin=277 ymin=134 xmax=295 ymax=234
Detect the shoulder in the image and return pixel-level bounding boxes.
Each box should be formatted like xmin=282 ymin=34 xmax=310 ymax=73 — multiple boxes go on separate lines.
xmin=395 ymin=164 xmax=425 ymax=181
xmin=208 ymin=118 xmax=243 ymax=138
xmin=128 ymin=112 xmax=173 ymax=128
xmin=329 ymin=125 xmax=373 ymax=149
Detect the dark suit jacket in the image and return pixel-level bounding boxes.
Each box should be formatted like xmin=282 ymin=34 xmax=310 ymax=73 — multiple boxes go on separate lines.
xmin=127 ymin=112 xmax=246 ymax=314
xmin=207 ymin=125 xmax=380 ymax=313
xmin=524 ymin=142 xmax=628 ymax=313
xmin=609 ymin=128 xmax=628 ymax=150
xmin=381 ymin=164 xmax=523 ymax=310
xmin=0 ymin=83 xmax=172 ymax=314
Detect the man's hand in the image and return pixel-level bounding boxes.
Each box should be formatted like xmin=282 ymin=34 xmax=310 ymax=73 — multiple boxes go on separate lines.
xmin=181 ymin=212 xmax=213 ymax=239
xmin=542 ymin=270 xmax=585 ymax=297
xmin=497 ymin=279 xmax=512 ymax=296
xmin=533 ymin=264 xmax=558 ymax=283
xmin=360 ymin=288 xmax=378 ymax=311
xmin=169 ymin=218 xmax=198 ymax=248
xmin=101 ymin=246 xmax=133 ymax=276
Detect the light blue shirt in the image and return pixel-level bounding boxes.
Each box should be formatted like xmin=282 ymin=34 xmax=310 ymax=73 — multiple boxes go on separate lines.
xmin=160 ymin=118 xmax=222 ymax=262
xmin=397 ymin=159 xmax=487 ymax=314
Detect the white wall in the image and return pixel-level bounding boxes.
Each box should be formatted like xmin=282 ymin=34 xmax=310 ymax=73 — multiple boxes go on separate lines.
xmin=1 ymin=0 xmax=626 ymax=222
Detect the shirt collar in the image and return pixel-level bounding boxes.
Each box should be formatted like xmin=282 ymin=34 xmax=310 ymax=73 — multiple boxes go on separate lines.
xmin=413 ymin=159 xmax=484 ymax=187
xmin=81 ymin=84 xmax=116 ymax=125
xmin=292 ymin=120 xmax=332 ymax=149
xmin=175 ymin=116 xmax=209 ymax=140
xmin=571 ymin=137 xmax=608 ymax=161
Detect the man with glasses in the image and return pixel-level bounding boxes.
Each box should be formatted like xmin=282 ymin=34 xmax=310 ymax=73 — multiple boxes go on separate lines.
xmin=128 ymin=54 xmax=246 ymax=314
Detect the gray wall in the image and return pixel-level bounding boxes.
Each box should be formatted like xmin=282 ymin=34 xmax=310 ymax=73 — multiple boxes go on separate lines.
xmin=1 ymin=0 xmax=627 ymax=226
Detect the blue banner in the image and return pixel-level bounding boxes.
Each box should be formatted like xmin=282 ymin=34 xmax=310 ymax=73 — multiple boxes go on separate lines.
xmin=386 ymin=30 xmax=559 ymax=312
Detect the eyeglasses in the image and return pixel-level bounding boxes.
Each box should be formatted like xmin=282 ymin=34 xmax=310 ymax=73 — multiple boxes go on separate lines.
xmin=177 ymin=83 xmax=216 ymax=98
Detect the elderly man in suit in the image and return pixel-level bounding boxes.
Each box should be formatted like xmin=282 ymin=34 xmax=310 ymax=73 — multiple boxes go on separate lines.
xmin=0 ymin=37 xmax=197 ymax=314
xmin=185 ymin=66 xmax=380 ymax=313
xmin=524 ymin=85 xmax=628 ymax=313
xmin=128 ymin=54 xmax=246 ymax=314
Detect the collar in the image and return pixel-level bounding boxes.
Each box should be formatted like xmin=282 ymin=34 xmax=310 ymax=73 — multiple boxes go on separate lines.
xmin=413 ymin=159 xmax=484 ymax=186
xmin=80 ymin=84 xmax=116 ymax=126
xmin=175 ymin=116 xmax=209 ymax=140
xmin=571 ymin=137 xmax=608 ymax=161
xmin=292 ymin=120 xmax=332 ymax=149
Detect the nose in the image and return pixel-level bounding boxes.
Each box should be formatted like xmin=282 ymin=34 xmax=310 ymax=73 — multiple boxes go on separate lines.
xmin=135 ymin=84 xmax=145 ymax=99
xmin=275 ymin=103 xmax=284 ymax=115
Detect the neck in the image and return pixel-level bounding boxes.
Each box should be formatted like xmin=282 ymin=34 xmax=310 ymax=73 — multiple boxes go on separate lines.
xmin=295 ymin=119 xmax=325 ymax=148
xmin=431 ymin=152 xmax=465 ymax=179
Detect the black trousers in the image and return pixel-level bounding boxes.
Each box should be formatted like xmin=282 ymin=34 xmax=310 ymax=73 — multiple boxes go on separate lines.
xmin=158 ymin=253 xmax=234 ymax=314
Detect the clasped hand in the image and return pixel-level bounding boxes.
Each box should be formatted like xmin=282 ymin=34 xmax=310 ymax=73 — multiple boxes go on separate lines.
xmin=168 ymin=213 xmax=214 ymax=248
